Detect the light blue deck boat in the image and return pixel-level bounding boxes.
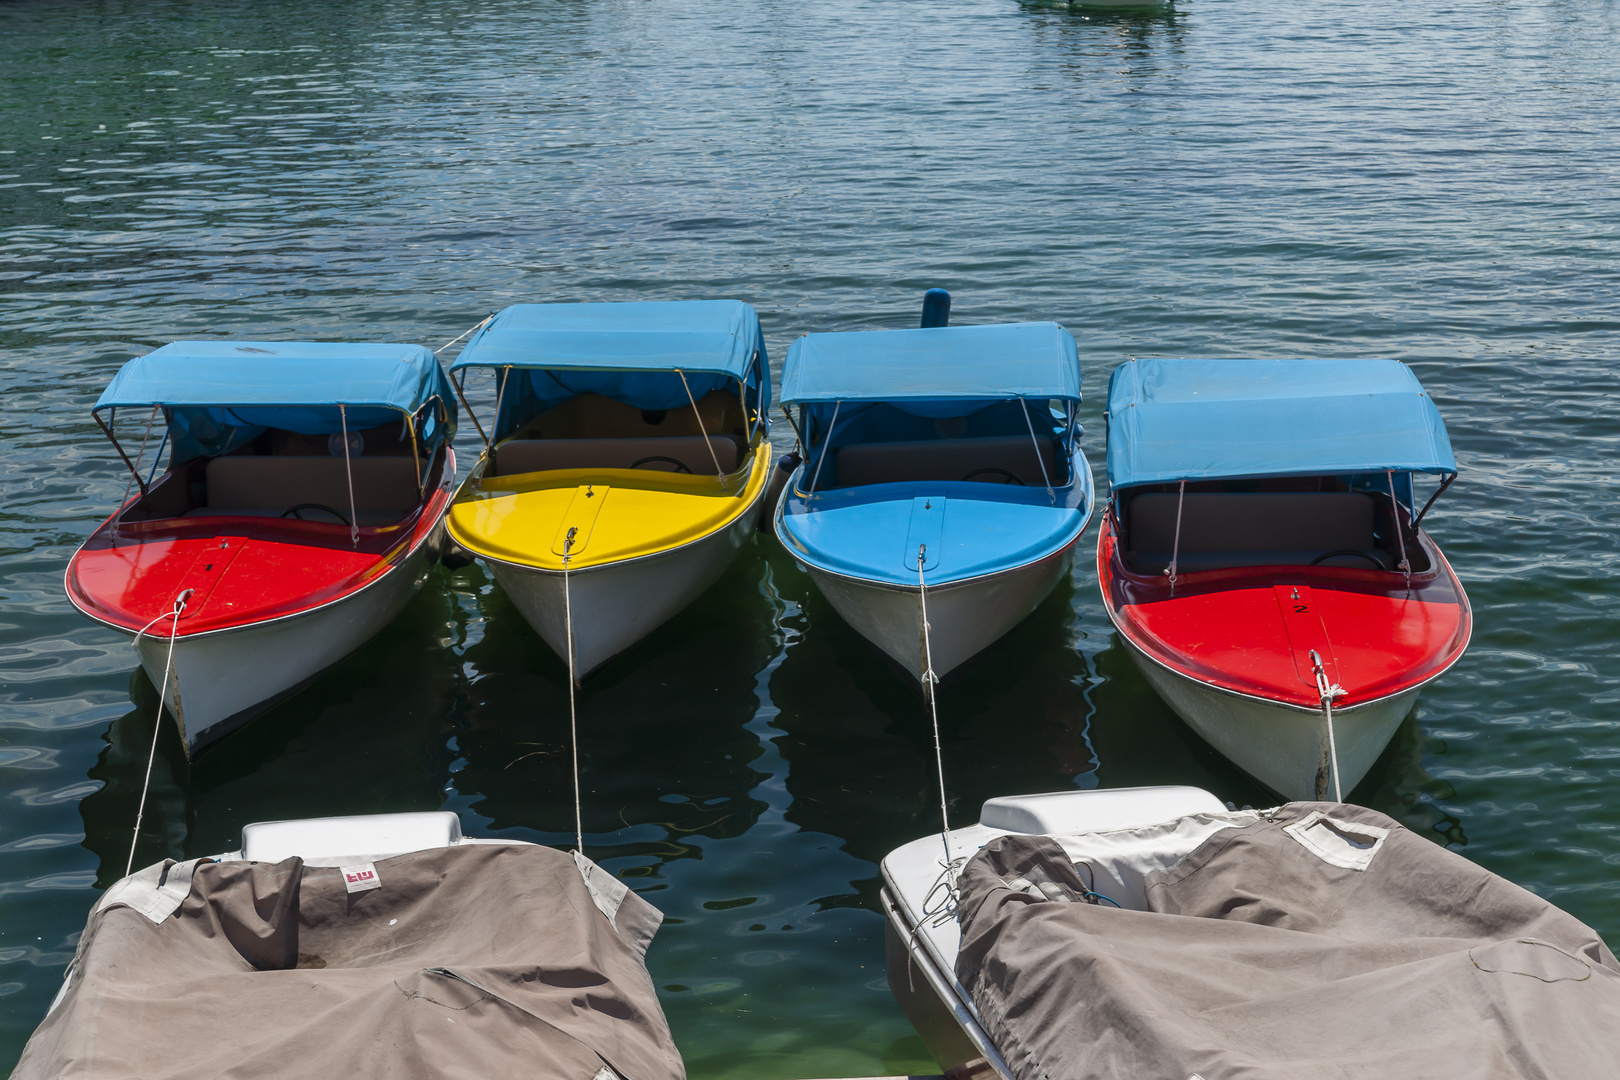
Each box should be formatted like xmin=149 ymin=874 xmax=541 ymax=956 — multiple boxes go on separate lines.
xmin=774 ymin=315 xmax=1095 ymax=684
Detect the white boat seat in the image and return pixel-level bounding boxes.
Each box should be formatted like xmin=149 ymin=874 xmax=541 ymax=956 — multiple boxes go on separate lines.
xmin=833 ymin=435 xmax=1061 ymax=488
xmin=492 ymin=435 xmax=741 ymax=477
xmin=1127 ymin=491 xmax=1384 ymax=573
xmin=204 ymin=456 xmax=421 ymax=522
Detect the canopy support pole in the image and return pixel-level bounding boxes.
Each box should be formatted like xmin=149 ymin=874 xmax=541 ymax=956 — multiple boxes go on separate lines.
xmin=339 ymin=406 xmax=360 ymax=547
xmin=96 ymin=411 xmax=149 ymax=499
xmin=1411 ymin=472 xmax=1455 ymax=531
xmin=450 ymin=371 xmax=491 ymax=455
xmin=1165 ymin=479 xmax=1185 ymax=595
xmin=405 ymin=409 xmax=423 ymax=497
xmin=778 ymin=406 xmax=803 ymax=451
xmin=1386 ymin=470 xmax=1411 ymax=584
xmin=806 ymin=400 xmax=841 ymax=497
xmin=676 ymin=369 xmax=727 ymax=487
xmin=120 ymin=405 xmax=160 ymax=509
xmin=1019 ymin=398 xmax=1056 ymax=504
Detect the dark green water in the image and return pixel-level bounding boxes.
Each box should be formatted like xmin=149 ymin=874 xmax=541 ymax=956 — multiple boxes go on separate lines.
xmin=3 ymin=0 xmax=1618 ymax=1074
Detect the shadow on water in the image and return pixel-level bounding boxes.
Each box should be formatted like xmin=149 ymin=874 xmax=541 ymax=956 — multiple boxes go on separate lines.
xmin=1356 ymin=706 xmax=1469 ymax=848
xmin=771 ymin=566 xmax=1099 ymax=880
xmin=1090 ymin=629 xmax=1466 ymax=833
xmin=450 ymin=547 xmax=777 ymax=856
xmin=80 ymin=575 xmax=466 ymax=884
xmin=1088 ymin=631 xmax=1273 ymax=806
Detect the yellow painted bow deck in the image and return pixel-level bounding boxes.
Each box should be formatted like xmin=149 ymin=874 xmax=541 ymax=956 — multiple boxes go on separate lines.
xmin=449 ymin=441 xmax=771 ymax=570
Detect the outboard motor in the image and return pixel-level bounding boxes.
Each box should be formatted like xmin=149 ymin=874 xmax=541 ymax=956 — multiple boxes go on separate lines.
xmin=920 ymin=288 xmax=951 ymax=328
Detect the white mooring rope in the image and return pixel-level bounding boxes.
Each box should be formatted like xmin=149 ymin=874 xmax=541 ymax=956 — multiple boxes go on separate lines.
xmin=127 ymin=591 xmax=190 ymax=878
xmin=433 ymin=313 xmax=494 ymax=356
xmin=917 ymin=544 xmax=954 ymax=883
xmin=1310 ymin=648 xmax=1347 ymax=802
xmin=562 ymin=527 xmax=584 ymax=853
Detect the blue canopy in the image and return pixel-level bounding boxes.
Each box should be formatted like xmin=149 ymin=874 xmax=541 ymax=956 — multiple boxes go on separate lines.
xmin=780 ymin=322 xmax=1081 ymax=407
xmin=448 ymin=300 xmax=769 ymax=441
xmin=1106 ymin=358 xmax=1457 ymax=490
xmin=94 ymin=340 xmax=456 ymax=462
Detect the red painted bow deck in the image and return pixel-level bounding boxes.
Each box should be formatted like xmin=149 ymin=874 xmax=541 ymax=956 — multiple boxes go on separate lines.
xmin=1098 ymin=517 xmax=1472 ymax=712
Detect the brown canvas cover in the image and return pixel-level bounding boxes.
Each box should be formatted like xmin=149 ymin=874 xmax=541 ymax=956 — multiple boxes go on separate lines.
xmin=16 ymin=842 xmax=685 ymax=1080
xmin=956 ymin=802 xmax=1620 ymax=1080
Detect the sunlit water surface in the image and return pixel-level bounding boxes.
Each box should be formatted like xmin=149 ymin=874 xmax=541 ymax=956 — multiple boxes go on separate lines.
xmin=2 ymin=0 xmax=1618 ymax=1074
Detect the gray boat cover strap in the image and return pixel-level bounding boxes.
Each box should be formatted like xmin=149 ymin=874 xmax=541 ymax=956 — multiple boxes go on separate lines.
xmin=956 ymin=801 xmax=1620 ymax=1080
xmin=16 ymin=843 xmax=685 ymax=1080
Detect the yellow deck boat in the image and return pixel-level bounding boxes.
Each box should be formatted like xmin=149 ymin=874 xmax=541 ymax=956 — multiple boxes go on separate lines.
xmin=447 ymin=300 xmax=772 ymax=675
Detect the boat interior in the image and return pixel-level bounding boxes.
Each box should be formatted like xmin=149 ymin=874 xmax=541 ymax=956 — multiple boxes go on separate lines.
xmin=488 ymin=389 xmax=753 ymax=479
xmin=1115 ymin=475 xmax=1430 ymax=576
xmin=808 ymin=401 xmax=1071 ymax=491
xmin=116 ymin=422 xmax=445 ymax=529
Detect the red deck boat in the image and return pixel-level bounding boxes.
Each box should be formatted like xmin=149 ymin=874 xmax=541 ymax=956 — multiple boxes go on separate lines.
xmin=1099 ymin=358 xmax=1471 ymax=800
xmin=65 ymin=341 xmax=457 ymax=758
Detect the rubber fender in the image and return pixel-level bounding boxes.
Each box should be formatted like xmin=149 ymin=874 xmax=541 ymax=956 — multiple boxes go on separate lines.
xmin=760 ymin=451 xmax=801 ymax=531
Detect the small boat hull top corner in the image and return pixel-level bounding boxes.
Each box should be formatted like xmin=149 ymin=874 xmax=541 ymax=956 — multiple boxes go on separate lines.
xmin=445 ymin=299 xmax=772 ymax=676
xmin=66 ymin=341 xmax=459 ymax=757
xmin=776 ymin=313 xmax=1095 ymax=685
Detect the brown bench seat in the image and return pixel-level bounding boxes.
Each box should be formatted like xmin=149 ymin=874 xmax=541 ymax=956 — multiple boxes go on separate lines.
xmin=832 ymin=435 xmax=1063 ymax=488
xmin=1126 ymin=491 xmax=1394 ymax=574
xmin=491 ymin=435 xmax=743 ymax=477
xmin=190 ymin=455 xmax=423 ymax=526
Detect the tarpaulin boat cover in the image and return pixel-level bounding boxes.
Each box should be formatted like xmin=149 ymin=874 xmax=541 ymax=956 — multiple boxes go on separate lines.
xmin=15 ymin=843 xmax=685 ymax=1080
xmin=1106 ymin=357 xmax=1457 ymax=489
xmin=93 ymin=340 xmax=457 ymax=462
xmin=779 ymin=323 xmax=1081 ymax=407
xmin=449 ymin=300 xmax=770 ymax=440
xmin=956 ymin=802 xmax=1620 ymax=1080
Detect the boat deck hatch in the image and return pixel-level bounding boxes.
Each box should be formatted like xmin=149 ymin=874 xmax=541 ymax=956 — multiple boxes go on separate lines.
xmin=905 ymin=496 xmax=946 ymax=571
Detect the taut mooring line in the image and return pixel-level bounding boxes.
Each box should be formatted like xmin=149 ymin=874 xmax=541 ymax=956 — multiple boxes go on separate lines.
xmin=917 ymin=544 xmax=954 ymax=882
xmin=127 ymin=590 xmax=190 ymax=878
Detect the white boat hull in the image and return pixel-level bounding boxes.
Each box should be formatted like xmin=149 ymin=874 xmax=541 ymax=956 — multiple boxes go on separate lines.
xmin=1118 ymin=634 xmax=1419 ymax=801
xmin=808 ymin=541 xmax=1075 ymax=683
xmin=486 ymin=483 xmax=764 ymax=676
xmin=132 ymin=523 xmax=446 ymax=757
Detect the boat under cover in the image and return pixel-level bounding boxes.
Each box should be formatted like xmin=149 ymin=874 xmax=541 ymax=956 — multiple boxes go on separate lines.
xmin=776 ymin=322 xmax=1094 ymax=682
xmin=65 ymin=341 xmax=458 ymax=756
xmin=14 ymin=812 xmax=684 ymax=1080
xmin=446 ymin=300 xmax=772 ymax=675
xmin=883 ymin=787 xmax=1620 ymax=1080
xmin=1099 ymin=358 xmax=1471 ymax=799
